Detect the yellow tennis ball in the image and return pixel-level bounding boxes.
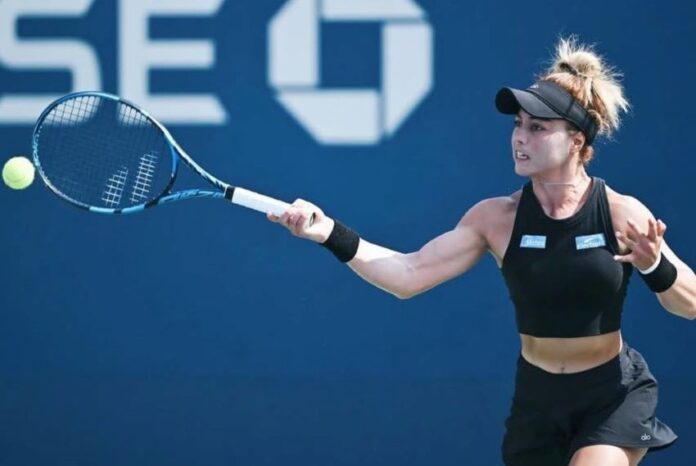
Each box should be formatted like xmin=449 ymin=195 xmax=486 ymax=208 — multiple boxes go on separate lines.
xmin=2 ymin=156 xmax=36 ymax=190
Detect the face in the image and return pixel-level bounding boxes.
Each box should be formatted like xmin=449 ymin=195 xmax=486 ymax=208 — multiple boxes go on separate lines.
xmin=511 ymin=110 xmax=582 ymax=177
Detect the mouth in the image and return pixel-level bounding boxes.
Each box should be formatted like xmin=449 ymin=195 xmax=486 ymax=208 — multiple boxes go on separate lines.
xmin=514 ymin=150 xmax=530 ymax=161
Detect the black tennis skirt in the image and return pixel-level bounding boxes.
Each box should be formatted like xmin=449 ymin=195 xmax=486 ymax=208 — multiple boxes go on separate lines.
xmin=502 ymin=343 xmax=677 ymax=466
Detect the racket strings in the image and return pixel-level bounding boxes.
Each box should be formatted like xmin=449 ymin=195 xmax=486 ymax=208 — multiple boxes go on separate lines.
xmin=35 ymin=95 xmax=173 ymax=209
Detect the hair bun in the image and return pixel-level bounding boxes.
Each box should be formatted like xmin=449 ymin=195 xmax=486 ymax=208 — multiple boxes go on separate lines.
xmin=542 ymin=35 xmax=630 ymax=142
xmin=555 ymin=40 xmax=603 ymax=79
xmin=564 ymin=52 xmax=602 ymax=79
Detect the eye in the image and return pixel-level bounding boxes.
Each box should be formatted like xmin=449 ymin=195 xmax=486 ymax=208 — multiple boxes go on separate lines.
xmin=513 ymin=119 xmax=521 ymax=127
xmin=531 ymin=123 xmax=545 ymax=131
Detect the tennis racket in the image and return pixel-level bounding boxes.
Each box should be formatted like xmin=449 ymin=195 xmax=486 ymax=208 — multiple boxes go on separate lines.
xmin=32 ymin=91 xmax=309 ymax=221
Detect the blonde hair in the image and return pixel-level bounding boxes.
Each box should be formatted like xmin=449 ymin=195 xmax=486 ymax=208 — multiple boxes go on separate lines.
xmin=540 ymin=36 xmax=630 ymax=164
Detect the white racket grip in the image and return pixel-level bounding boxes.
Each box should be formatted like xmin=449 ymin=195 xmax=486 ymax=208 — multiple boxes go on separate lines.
xmin=231 ymin=187 xmax=290 ymax=217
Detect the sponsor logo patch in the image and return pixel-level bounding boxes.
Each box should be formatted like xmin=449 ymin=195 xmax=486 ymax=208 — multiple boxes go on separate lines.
xmin=520 ymin=235 xmax=546 ymax=249
xmin=575 ymin=233 xmax=606 ymax=250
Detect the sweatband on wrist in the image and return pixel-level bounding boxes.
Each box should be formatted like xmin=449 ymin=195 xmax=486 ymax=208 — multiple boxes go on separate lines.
xmin=321 ymin=220 xmax=360 ymax=263
xmin=638 ymin=253 xmax=678 ymax=293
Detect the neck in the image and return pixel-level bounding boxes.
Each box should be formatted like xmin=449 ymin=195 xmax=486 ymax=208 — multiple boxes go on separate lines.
xmin=530 ymin=169 xmax=592 ymax=217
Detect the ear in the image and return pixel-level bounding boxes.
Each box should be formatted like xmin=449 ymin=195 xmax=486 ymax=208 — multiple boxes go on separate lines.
xmin=571 ymin=131 xmax=585 ymax=153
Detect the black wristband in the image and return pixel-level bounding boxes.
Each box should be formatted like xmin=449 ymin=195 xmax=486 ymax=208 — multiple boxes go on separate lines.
xmin=639 ymin=253 xmax=678 ymax=293
xmin=321 ymin=220 xmax=360 ymax=263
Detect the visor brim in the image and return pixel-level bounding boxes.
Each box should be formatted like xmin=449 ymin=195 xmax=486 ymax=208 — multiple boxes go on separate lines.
xmin=495 ymin=88 xmax=563 ymax=120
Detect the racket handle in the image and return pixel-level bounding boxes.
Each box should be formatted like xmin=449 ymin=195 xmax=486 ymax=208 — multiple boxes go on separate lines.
xmin=230 ymin=187 xmax=289 ymax=216
xmin=229 ymin=187 xmax=316 ymax=227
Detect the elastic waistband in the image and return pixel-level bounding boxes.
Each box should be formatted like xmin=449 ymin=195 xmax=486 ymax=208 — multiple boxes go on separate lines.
xmin=516 ymin=342 xmax=629 ymax=384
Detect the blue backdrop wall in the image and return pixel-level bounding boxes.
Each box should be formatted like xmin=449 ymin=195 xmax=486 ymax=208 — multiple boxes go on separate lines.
xmin=1 ymin=1 xmax=694 ymax=465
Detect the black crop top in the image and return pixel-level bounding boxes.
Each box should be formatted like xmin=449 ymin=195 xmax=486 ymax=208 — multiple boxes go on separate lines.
xmin=501 ymin=177 xmax=632 ymax=338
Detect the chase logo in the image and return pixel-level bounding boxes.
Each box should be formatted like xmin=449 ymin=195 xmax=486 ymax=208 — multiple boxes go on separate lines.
xmin=268 ymin=0 xmax=433 ymax=145
xmin=520 ymin=235 xmax=546 ymax=249
xmin=575 ymin=233 xmax=606 ymax=250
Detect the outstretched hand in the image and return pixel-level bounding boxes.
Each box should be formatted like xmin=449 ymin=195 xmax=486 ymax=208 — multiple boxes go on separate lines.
xmin=267 ymin=198 xmax=334 ymax=244
xmin=614 ymin=218 xmax=667 ymax=271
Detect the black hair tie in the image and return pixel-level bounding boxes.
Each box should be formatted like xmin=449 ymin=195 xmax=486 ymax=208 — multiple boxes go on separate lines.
xmin=560 ymin=62 xmax=580 ymax=76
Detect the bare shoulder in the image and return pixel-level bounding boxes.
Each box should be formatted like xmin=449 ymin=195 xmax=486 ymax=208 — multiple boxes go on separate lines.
xmin=456 ymin=191 xmax=521 ymax=229
xmin=605 ymin=185 xmax=655 ymax=225
xmin=455 ymin=191 xmax=521 ymax=262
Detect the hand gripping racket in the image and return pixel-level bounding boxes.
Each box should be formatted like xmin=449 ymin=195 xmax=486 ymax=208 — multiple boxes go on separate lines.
xmin=32 ymin=91 xmax=309 ymax=221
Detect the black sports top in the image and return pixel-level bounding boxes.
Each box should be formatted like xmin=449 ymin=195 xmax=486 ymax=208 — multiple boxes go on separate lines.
xmin=501 ymin=177 xmax=632 ymax=338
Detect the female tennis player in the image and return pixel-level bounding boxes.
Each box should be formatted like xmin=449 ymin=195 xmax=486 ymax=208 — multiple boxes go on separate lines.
xmin=267 ymin=37 xmax=696 ymax=466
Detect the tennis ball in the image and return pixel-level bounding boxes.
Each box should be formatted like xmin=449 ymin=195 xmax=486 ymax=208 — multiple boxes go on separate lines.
xmin=2 ymin=156 xmax=35 ymax=190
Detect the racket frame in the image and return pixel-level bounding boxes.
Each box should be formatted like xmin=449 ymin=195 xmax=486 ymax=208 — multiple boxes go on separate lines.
xmin=32 ymin=91 xmax=290 ymax=217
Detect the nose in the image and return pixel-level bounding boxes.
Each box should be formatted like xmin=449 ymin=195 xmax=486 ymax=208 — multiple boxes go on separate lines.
xmin=512 ymin=126 xmax=526 ymax=146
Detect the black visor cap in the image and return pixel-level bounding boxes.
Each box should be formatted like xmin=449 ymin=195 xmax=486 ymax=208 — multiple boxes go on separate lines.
xmin=495 ymin=81 xmax=598 ymax=145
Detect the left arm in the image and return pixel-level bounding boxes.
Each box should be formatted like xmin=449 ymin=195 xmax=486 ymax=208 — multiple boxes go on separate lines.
xmin=612 ymin=195 xmax=696 ymax=319
xmin=656 ymin=242 xmax=696 ymax=318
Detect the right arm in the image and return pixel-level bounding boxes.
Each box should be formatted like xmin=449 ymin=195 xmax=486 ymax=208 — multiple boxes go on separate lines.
xmin=269 ymin=199 xmax=493 ymax=299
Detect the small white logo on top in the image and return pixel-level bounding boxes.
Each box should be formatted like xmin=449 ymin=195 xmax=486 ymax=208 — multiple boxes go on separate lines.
xmin=575 ymin=233 xmax=606 ymax=250
xmin=520 ymin=235 xmax=546 ymax=249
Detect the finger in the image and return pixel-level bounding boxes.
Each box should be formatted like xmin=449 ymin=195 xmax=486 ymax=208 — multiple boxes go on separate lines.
xmin=647 ymin=218 xmax=657 ymax=242
xmin=616 ymin=233 xmax=643 ymax=261
xmin=614 ymin=253 xmax=634 ymax=263
xmin=267 ymin=212 xmax=280 ymax=222
xmin=279 ymin=210 xmax=291 ymax=224
xmin=625 ymin=218 xmax=645 ymax=238
xmin=292 ymin=212 xmax=306 ymax=230
xmin=618 ymin=231 xmax=655 ymax=269
xmin=625 ymin=237 xmax=649 ymax=259
xmin=294 ymin=199 xmax=321 ymax=215
xmin=287 ymin=213 xmax=299 ymax=229
xmin=296 ymin=212 xmax=312 ymax=232
xmin=615 ymin=231 xmax=633 ymax=249
xmin=623 ymin=227 xmax=640 ymax=245
xmin=657 ymin=219 xmax=667 ymax=237
xmin=283 ymin=205 xmax=304 ymax=225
